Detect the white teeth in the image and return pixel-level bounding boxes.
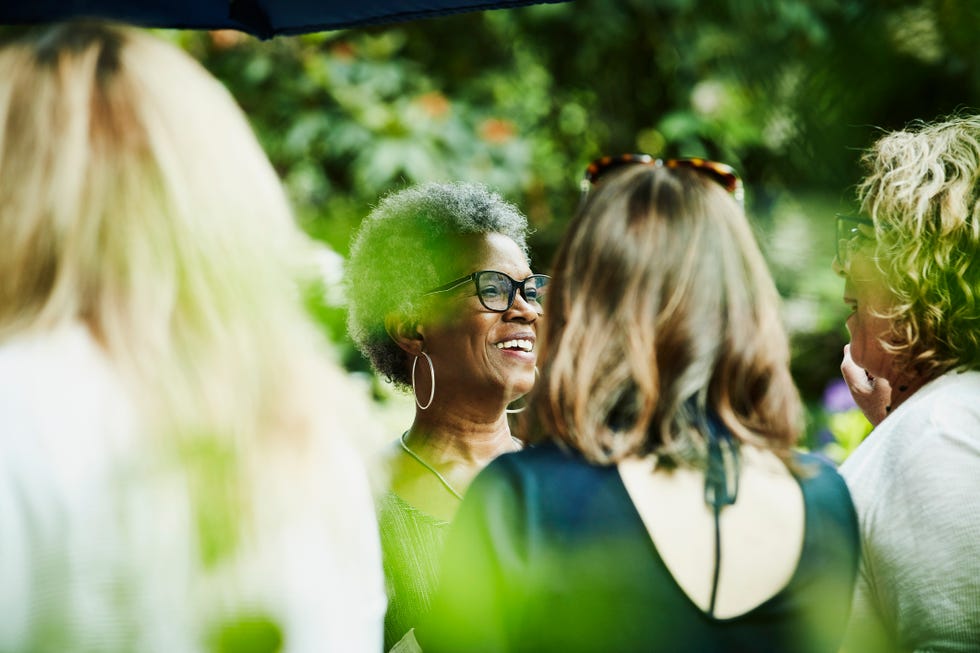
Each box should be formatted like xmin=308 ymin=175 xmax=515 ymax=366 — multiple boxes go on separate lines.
xmin=495 ymin=339 xmax=533 ymax=352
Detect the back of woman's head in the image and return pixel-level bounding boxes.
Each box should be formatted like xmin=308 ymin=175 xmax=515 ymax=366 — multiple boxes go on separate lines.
xmin=0 ymin=21 xmax=372 ymax=564
xmin=525 ymin=164 xmax=801 ymax=465
xmin=0 ymin=21 xmax=315 ymax=433
xmin=859 ymin=114 xmax=980 ymax=375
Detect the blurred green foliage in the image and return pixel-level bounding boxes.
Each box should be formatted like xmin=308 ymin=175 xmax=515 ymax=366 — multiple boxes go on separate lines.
xmin=159 ymin=0 xmax=980 ymax=451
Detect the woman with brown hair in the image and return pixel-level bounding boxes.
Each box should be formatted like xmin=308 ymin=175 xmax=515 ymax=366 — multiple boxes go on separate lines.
xmin=413 ymin=155 xmax=859 ymax=653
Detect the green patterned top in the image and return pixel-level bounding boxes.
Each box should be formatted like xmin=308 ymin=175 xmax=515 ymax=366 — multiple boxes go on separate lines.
xmin=378 ymin=491 xmax=450 ymax=651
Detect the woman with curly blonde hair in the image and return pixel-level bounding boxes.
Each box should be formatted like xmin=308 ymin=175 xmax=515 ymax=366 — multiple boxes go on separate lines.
xmin=835 ymin=115 xmax=980 ymax=651
xmin=0 ymin=21 xmax=383 ymax=651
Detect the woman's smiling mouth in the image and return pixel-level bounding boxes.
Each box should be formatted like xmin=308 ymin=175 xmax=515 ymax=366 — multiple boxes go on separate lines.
xmin=495 ymin=338 xmax=534 ymax=353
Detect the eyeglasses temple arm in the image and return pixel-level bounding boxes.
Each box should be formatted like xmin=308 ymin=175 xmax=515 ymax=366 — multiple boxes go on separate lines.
xmin=421 ymin=275 xmax=473 ymax=296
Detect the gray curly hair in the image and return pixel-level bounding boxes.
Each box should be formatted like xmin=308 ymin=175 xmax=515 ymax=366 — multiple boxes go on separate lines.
xmin=345 ymin=182 xmax=530 ymax=387
xmin=859 ymin=113 xmax=980 ymax=376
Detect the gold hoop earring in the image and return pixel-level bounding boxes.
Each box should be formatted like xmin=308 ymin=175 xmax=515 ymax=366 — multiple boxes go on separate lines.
xmin=412 ymin=352 xmax=435 ymax=410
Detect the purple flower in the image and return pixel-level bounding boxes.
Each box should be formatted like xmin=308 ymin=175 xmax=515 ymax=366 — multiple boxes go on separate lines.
xmin=822 ymin=378 xmax=857 ymax=413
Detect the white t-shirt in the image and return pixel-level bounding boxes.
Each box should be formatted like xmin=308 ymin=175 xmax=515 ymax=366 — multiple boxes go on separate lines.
xmin=0 ymin=324 xmax=384 ymax=652
xmin=840 ymin=370 xmax=980 ymax=652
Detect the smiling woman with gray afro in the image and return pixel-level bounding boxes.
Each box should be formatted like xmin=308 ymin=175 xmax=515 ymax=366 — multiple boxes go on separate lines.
xmin=344 ymin=181 xmax=546 ymax=650
xmin=346 ymin=181 xmax=529 ymax=388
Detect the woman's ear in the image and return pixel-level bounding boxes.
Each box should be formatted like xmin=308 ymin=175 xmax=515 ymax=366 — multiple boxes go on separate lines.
xmin=384 ymin=313 xmax=425 ymax=356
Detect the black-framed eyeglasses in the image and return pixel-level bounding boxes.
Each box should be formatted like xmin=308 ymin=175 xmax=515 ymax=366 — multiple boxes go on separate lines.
xmin=422 ymin=270 xmax=550 ymax=314
xmin=581 ymin=153 xmax=745 ymax=208
xmin=835 ymin=214 xmax=875 ymax=273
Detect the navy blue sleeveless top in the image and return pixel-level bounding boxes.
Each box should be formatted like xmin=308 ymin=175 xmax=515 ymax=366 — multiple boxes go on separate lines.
xmin=418 ymin=442 xmax=859 ymax=653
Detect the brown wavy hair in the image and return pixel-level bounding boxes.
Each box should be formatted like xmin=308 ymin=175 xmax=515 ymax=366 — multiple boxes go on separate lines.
xmin=521 ymin=164 xmax=802 ymax=465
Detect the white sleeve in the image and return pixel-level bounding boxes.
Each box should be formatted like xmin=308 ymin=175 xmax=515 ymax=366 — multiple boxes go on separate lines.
xmin=239 ymin=437 xmax=386 ymax=653
xmin=840 ymin=557 xmax=895 ymax=653
xmin=0 ymin=378 xmax=76 ymax=650
xmin=0 ymin=440 xmax=38 ymax=649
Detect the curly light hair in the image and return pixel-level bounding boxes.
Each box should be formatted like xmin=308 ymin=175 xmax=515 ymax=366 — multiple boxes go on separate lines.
xmin=859 ymin=114 xmax=980 ymax=377
xmin=345 ymin=182 xmax=529 ymax=388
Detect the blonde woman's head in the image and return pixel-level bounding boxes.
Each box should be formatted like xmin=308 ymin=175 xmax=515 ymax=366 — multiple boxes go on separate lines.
xmin=858 ymin=114 xmax=980 ymax=377
xmin=0 ymin=21 xmax=320 ymax=432
xmin=0 ymin=21 xmax=375 ymax=542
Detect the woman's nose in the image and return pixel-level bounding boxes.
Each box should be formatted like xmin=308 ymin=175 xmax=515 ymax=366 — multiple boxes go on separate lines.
xmin=505 ymin=291 xmax=538 ymax=322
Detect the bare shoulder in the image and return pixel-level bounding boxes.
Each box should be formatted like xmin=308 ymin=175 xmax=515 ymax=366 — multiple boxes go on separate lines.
xmin=619 ymin=445 xmax=805 ymax=618
xmin=741 ymin=445 xmax=797 ymax=478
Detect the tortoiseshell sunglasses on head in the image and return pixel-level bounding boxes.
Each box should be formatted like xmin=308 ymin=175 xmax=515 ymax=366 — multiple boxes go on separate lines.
xmin=581 ymin=153 xmax=745 ymax=208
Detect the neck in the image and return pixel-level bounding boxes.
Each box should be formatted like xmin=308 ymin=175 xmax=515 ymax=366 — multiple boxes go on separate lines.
xmin=407 ymin=407 xmax=515 ymax=464
xmin=884 ymin=367 xmax=936 ymax=413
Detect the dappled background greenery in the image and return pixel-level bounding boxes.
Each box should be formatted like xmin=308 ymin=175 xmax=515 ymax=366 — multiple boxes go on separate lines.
xmin=168 ymin=0 xmax=979 ymax=456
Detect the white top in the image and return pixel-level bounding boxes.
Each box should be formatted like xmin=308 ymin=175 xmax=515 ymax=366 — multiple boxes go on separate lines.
xmin=0 ymin=324 xmax=384 ymax=652
xmin=840 ymin=369 xmax=980 ymax=652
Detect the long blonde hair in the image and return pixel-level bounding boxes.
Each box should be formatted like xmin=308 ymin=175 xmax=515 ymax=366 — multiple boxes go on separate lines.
xmin=523 ymin=164 xmax=801 ymax=465
xmin=0 ymin=21 xmax=371 ymax=567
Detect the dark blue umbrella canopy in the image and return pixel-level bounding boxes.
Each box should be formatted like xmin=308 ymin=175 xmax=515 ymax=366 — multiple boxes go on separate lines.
xmin=2 ymin=0 xmax=568 ymax=39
